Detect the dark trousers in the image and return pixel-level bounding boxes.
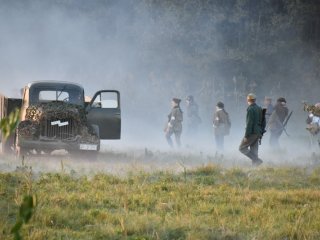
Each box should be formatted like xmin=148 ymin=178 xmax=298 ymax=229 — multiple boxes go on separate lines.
xmin=166 ymin=130 xmax=181 ymax=148
xmin=239 ymin=134 xmax=260 ymax=162
xmin=215 ymin=134 xmax=224 ymax=151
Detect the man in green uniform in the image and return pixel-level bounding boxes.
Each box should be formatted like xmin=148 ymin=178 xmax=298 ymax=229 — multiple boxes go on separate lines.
xmin=239 ymin=93 xmax=263 ymax=166
xmin=165 ymin=98 xmax=183 ymax=148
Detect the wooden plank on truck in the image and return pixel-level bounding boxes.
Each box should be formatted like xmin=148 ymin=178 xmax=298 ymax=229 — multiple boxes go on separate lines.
xmin=0 ymin=94 xmax=8 ymax=119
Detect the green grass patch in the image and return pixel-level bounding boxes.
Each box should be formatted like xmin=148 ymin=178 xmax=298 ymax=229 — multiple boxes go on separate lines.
xmin=1 ymin=166 xmax=320 ymax=239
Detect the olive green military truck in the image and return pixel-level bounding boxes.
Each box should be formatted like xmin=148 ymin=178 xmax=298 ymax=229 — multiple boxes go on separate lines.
xmin=0 ymin=81 xmax=121 ymax=157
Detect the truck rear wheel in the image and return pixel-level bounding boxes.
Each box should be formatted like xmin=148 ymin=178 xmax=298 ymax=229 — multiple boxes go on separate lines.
xmin=16 ymin=146 xmax=29 ymax=159
xmin=1 ymin=134 xmax=16 ymax=155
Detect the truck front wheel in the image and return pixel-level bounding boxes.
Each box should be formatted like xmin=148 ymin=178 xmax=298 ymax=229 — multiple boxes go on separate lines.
xmin=1 ymin=134 xmax=16 ymax=155
xmin=16 ymin=146 xmax=29 ymax=159
xmin=69 ymin=150 xmax=98 ymax=160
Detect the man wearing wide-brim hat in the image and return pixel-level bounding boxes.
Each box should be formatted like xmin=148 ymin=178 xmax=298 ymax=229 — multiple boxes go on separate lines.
xmin=239 ymin=93 xmax=263 ymax=166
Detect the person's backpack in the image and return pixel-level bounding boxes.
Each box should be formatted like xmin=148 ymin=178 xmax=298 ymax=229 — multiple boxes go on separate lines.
xmin=261 ymin=108 xmax=267 ymax=136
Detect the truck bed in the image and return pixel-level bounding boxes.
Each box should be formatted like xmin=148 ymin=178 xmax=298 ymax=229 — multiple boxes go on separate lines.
xmin=0 ymin=94 xmax=22 ymax=118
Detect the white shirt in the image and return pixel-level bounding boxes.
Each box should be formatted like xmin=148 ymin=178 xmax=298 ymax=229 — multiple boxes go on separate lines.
xmin=309 ymin=114 xmax=320 ymax=124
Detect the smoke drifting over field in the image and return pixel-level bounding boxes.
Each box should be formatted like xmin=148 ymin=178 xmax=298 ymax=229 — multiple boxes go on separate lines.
xmin=0 ymin=0 xmax=319 ymax=159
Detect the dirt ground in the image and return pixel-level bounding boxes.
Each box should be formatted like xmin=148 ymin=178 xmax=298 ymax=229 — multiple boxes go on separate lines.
xmin=1 ymin=143 xmax=319 ymax=177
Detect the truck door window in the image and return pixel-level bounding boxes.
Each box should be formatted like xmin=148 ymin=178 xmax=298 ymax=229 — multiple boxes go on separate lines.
xmin=92 ymin=92 xmax=118 ymax=108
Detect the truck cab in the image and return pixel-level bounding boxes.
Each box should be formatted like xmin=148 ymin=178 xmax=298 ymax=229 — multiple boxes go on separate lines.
xmin=1 ymin=81 xmax=121 ymax=157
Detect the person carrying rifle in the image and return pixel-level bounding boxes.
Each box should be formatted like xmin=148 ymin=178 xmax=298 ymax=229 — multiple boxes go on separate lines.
xmin=268 ymin=97 xmax=289 ymax=148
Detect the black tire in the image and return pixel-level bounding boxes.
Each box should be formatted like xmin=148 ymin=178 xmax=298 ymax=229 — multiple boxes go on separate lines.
xmin=15 ymin=134 xmax=34 ymax=159
xmin=1 ymin=134 xmax=16 ymax=155
xmin=16 ymin=146 xmax=29 ymax=159
xmin=84 ymin=150 xmax=99 ymax=160
xmin=69 ymin=150 xmax=99 ymax=160
xmin=35 ymin=148 xmax=52 ymax=155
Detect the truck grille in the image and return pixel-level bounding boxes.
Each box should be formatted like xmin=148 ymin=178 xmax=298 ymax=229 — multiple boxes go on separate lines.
xmin=41 ymin=119 xmax=76 ymax=139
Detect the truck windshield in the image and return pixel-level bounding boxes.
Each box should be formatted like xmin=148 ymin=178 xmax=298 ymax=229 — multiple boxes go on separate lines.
xmin=29 ymin=85 xmax=84 ymax=106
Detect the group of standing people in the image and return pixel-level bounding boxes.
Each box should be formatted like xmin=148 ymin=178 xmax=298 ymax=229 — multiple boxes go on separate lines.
xmin=164 ymin=93 xmax=292 ymax=167
xmin=164 ymin=95 xmax=231 ymax=150
xmin=164 ymin=92 xmax=320 ymax=166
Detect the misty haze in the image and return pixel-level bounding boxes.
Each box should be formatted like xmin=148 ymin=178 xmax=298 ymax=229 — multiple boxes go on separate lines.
xmin=1 ymin=0 xmax=320 ymax=239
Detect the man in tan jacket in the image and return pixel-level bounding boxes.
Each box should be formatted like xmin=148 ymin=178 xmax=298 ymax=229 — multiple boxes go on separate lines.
xmin=165 ymin=98 xmax=183 ymax=148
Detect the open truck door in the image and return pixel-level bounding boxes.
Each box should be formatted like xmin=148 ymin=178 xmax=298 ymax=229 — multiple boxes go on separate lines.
xmin=86 ymin=90 xmax=121 ymax=139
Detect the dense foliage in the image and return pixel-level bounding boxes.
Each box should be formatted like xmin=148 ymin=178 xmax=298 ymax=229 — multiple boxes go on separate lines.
xmin=2 ymin=0 xmax=319 ymax=120
xmin=136 ymin=0 xmax=320 ymax=109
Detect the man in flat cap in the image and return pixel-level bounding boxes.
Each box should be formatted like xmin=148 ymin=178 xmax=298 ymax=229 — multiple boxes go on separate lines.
xmin=268 ymin=97 xmax=289 ymax=148
xmin=239 ymin=93 xmax=263 ymax=166
xmin=165 ymin=98 xmax=183 ymax=148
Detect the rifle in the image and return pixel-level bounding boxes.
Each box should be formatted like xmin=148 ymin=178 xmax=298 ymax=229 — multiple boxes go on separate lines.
xmin=282 ymin=111 xmax=293 ymax=136
xmin=267 ymin=110 xmax=293 ymax=137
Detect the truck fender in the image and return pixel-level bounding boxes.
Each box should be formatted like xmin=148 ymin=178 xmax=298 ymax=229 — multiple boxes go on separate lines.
xmin=90 ymin=124 xmax=100 ymax=138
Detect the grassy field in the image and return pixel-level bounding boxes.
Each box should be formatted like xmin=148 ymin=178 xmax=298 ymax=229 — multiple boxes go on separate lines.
xmin=1 ymin=160 xmax=320 ymax=240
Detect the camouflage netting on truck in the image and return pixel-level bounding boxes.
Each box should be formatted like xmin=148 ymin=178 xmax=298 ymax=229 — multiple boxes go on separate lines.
xmin=17 ymin=120 xmax=39 ymax=138
xmin=25 ymin=102 xmax=87 ymax=123
xmin=18 ymin=102 xmax=98 ymax=142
